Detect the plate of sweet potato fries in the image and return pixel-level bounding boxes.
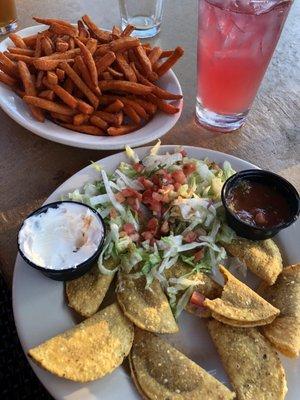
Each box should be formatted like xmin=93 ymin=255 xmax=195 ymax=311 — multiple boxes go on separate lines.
xmin=0 ymin=15 xmax=183 ymax=150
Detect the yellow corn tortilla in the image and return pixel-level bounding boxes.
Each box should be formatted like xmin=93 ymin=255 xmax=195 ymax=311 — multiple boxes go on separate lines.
xmin=28 ymin=303 xmax=133 ymax=382
xmin=130 ymin=327 xmax=236 ymax=400
xmin=116 ymin=272 xmax=178 ymax=333
xmin=208 ymin=320 xmax=287 ymax=400
xmin=66 ymin=258 xmax=117 ymax=317
xmin=165 ymin=260 xmax=222 ymax=318
xmin=225 ymin=238 xmax=282 ymax=285
xmin=259 ymin=263 xmax=300 ymax=358
xmin=204 ymin=266 xmax=280 ymax=327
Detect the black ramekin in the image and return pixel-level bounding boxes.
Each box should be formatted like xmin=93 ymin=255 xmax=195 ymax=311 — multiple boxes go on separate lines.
xmin=221 ymin=169 xmax=300 ymax=240
xmin=17 ymin=201 xmax=106 ymax=281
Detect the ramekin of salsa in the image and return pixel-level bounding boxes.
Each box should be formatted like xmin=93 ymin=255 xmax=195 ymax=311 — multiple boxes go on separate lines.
xmin=222 ymin=170 xmax=299 ymax=240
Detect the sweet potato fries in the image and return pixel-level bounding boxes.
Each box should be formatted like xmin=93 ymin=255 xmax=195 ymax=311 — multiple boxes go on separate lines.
xmin=0 ymin=16 xmax=184 ymax=137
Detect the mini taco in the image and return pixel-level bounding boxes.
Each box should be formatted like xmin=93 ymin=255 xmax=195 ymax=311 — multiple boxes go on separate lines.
xmin=204 ymin=266 xmax=279 ymax=327
xmin=208 ymin=320 xmax=287 ymax=400
xmin=28 ymin=303 xmax=133 ymax=382
xmin=130 ymin=327 xmax=236 ymax=400
xmin=116 ymin=272 xmax=178 ymax=333
xmin=225 ymin=238 xmax=282 ymax=285
xmin=66 ymin=258 xmax=117 ymax=318
xmin=259 ymin=263 xmax=300 ymax=358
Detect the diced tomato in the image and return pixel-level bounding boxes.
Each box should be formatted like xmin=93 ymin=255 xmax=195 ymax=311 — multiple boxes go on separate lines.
xmin=147 ymin=217 xmax=159 ymax=232
xmin=160 ymin=220 xmax=169 ymax=234
xmin=172 ymin=169 xmax=186 ymax=184
xmin=190 ymin=291 xmax=206 ymax=308
xmin=194 ymin=249 xmax=205 ymax=262
xmin=174 ymin=182 xmax=181 ymax=191
xmin=152 ymin=192 xmax=163 ymax=202
xmin=115 ymin=192 xmax=125 ymax=203
xmin=180 ymin=149 xmax=187 ymax=157
xmin=183 ymin=231 xmax=197 ymax=243
xmin=126 ymin=196 xmax=140 ymax=211
xmin=133 ymin=162 xmax=144 ymax=173
xmin=150 ymin=200 xmax=162 ymax=217
xmin=138 ymin=176 xmax=153 ymax=189
xmin=121 ymin=188 xmax=142 ymax=200
xmin=151 ymin=174 xmax=161 ymax=186
xmin=141 ymin=230 xmax=154 ymax=241
xmin=162 ymin=193 xmax=170 ymax=203
xmin=123 ymin=223 xmax=135 ymax=235
xmin=142 ymin=189 xmax=153 ymax=204
xmin=183 ymin=162 xmax=196 ymax=176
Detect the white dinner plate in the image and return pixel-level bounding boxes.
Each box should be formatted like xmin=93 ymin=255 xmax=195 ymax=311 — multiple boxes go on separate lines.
xmin=13 ymin=146 xmax=300 ymax=400
xmin=0 ymin=26 xmax=182 ymax=150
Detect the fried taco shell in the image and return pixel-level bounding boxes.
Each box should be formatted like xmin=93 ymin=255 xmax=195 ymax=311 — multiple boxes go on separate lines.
xmin=66 ymin=258 xmax=117 ymax=317
xmin=204 ymin=266 xmax=279 ymax=327
xmin=28 ymin=303 xmax=133 ymax=382
xmin=208 ymin=320 xmax=287 ymax=400
xmin=116 ymin=272 xmax=178 ymax=333
xmin=225 ymin=238 xmax=282 ymax=285
xmin=259 ymin=263 xmax=300 ymax=358
xmin=130 ymin=327 xmax=236 ymax=400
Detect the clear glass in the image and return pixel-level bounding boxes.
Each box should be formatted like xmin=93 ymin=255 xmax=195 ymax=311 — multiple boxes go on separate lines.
xmin=0 ymin=0 xmax=17 ymax=35
xmin=196 ymin=0 xmax=292 ymax=132
xmin=118 ymin=0 xmax=165 ymax=38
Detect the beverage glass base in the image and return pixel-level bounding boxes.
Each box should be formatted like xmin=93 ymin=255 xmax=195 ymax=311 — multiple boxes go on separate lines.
xmin=195 ymin=99 xmax=247 ymax=132
xmin=121 ymin=17 xmax=161 ymax=38
xmin=0 ymin=20 xmax=17 ymax=35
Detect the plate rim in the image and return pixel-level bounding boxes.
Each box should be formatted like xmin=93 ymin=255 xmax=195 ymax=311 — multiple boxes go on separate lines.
xmin=0 ymin=25 xmax=183 ymax=150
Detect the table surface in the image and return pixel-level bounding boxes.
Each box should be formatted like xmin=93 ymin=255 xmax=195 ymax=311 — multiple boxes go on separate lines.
xmin=0 ymin=0 xmax=299 ymax=287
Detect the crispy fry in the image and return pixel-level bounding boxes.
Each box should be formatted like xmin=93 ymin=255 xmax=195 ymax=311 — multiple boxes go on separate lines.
xmin=107 ymin=125 xmax=137 ymax=136
xmin=22 ymin=33 xmax=38 ymax=48
xmin=18 ymin=61 xmax=45 ymax=122
xmin=74 ymin=38 xmax=98 ymax=87
xmin=61 ymin=123 xmax=104 ymax=135
xmin=41 ymin=37 xmax=53 ymax=56
xmin=59 ymin=62 xmax=99 ymax=109
xmin=7 ymin=47 xmax=35 ymax=56
xmin=99 ymin=80 xmax=153 ymax=95
xmin=134 ymin=45 xmax=153 ymax=78
xmin=33 ymin=17 xmax=75 ymax=29
xmin=146 ymin=93 xmax=180 ymax=114
xmin=9 ymin=33 xmax=27 ymax=49
xmin=50 ymin=112 xmax=73 ymax=123
xmin=112 ymin=25 xmax=121 ymax=39
xmin=115 ymin=53 xmax=136 ymax=82
xmin=123 ymin=104 xmax=141 ymax=125
xmin=102 ymin=71 xmax=113 ymax=80
xmin=4 ymin=52 xmax=35 ymax=64
xmin=40 ymin=48 xmax=80 ymax=60
xmin=23 ymin=95 xmax=76 ymax=115
xmin=36 ymin=70 xmax=44 ymax=88
xmin=74 ymin=55 xmax=98 ymax=94
xmin=106 ymin=67 xmax=123 ymax=78
xmin=73 ymin=113 xmax=90 ymax=126
xmin=43 ymin=78 xmax=78 ymax=108
xmin=78 ymin=20 xmax=90 ymax=40
xmin=39 ymin=89 xmax=54 ymax=100
xmin=122 ymin=98 xmax=148 ymax=119
xmin=121 ymin=25 xmax=135 ymax=37
xmin=94 ymin=110 xmax=123 ymax=125
xmin=160 ymin=50 xmax=174 ymax=58
xmin=82 ymin=15 xmax=111 ymax=43
xmin=0 ymin=62 xmax=18 ymax=80
xmin=64 ymin=77 xmax=74 ymax=94
xmin=90 ymin=115 xmax=108 ymax=130
xmin=127 ymin=96 xmax=157 ymax=114
xmin=0 ymin=70 xmax=17 ymax=86
xmin=103 ymin=99 xmax=124 ymax=113
xmin=56 ymin=68 xmax=65 ymax=82
xmin=49 ymin=22 xmax=78 ymax=37
xmin=47 ymin=71 xmax=58 ymax=85
xmin=86 ymin=38 xmax=98 ymax=55
xmin=34 ymin=58 xmax=73 ymax=71
xmin=55 ymin=39 xmax=69 ymax=53
xmin=34 ymin=33 xmax=43 ymax=58
xmin=95 ymin=37 xmax=140 ymax=57
xmin=155 ymin=46 xmax=184 ymax=76
xmin=76 ymin=98 xmax=94 ymax=114
xmin=69 ymin=37 xmax=75 ymax=49
xmin=148 ymin=46 xmax=163 ymax=65
xmin=95 ymin=51 xmax=116 ymax=75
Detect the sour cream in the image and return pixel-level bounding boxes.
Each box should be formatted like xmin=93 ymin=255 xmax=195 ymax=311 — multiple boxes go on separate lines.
xmin=18 ymin=202 xmax=104 ymax=270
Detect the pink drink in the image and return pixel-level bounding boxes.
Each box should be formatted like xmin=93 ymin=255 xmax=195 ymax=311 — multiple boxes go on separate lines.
xmin=196 ymin=0 xmax=292 ymax=131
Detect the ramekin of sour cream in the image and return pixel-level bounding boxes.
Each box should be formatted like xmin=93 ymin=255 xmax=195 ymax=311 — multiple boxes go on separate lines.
xmin=18 ymin=201 xmax=106 ymax=281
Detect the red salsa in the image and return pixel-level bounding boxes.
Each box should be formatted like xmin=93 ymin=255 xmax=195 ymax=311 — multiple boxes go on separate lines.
xmin=227 ymin=180 xmax=291 ymax=228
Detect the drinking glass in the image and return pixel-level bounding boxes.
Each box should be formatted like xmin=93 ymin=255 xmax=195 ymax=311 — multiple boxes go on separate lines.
xmin=118 ymin=0 xmax=165 ymax=38
xmin=0 ymin=0 xmax=17 ymax=35
xmin=196 ymin=0 xmax=292 ymax=132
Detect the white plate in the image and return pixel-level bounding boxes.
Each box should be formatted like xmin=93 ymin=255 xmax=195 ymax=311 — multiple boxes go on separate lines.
xmin=13 ymin=146 xmax=300 ymax=400
xmin=0 ymin=26 xmax=182 ymax=150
